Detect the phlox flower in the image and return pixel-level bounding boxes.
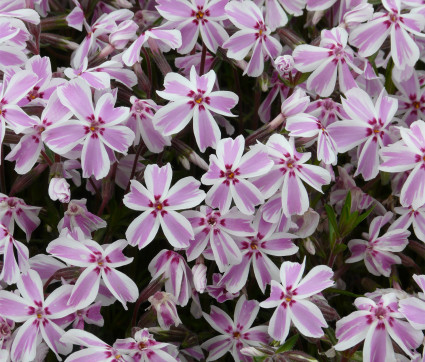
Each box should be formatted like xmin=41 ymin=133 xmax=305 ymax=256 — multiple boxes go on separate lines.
xmin=58 ymin=198 xmax=106 ymax=238
xmin=346 ymin=212 xmax=410 ymax=277
xmin=399 ymin=274 xmax=425 ymax=331
xmin=391 ymin=204 xmax=425 ymax=242
xmin=334 ymin=293 xmax=423 ymax=361
xmin=153 ymin=66 xmax=238 ymax=152
xmin=124 ymin=163 xmax=205 ymax=249
xmin=43 ymin=78 xmax=134 ymax=180
xmin=6 ymin=90 xmax=72 ymax=174
xmin=183 ymin=206 xmax=255 ymax=272
xmin=327 ymin=88 xmax=398 ymax=180
xmin=259 ymin=258 xmax=334 ymax=342
xmin=127 ymin=97 xmax=171 ymax=153
xmin=54 ymin=302 xmax=104 ymax=330
xmin=122 ymin=27 xmax=182 ymax=66
xmin=0 ymin=0 xmax=40 ymax=24
xmin=207 ymin=273 xmax=240 ymax=303
xmin=148 ymin=291 xmax=182 ymax=330
xmin=148 ymin=249 xmax=193 ymax=306
xmin=0 ymin=223 xmax=29 ymax=284
xmin=202 ymin=295 xmax=269 ymax=361
xmin=0 ymin=193 xmax=41 ymax=241
xmin=349 ymin=0 xmax=425 ymax=70
xmin=155 ymin=0 xmax=228 ymax=54
xmin=380 ymin=120 xmax=425 ymax=208
xmin=46 ymin=238 xmax=138 ymax=310
xmin=253 ymin=134 xmax=331 ymax=216
xmin=114 ymin=328 xmax=178 ymax=361
xmin=223 ymin=1 xmax=282 ymax=77
xmin=61 ymin=329 xmax=132 ymax=362
xmin=49 ymin=178 xmax=71 ymax=203
xmin=293 ymin=27 xmax=361 ymax=97
xmin=201 ymin=135 xmax=273 ymax=214
xmin=263 ymin=0 xmax=305 ymax=31
xmin=0 ymin=270 xmax=75 ymax=361
xmin=219 ymin=213 xmax=298 ymax=293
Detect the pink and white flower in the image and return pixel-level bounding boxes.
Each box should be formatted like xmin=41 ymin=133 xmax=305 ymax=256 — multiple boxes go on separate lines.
xmin=48 ymin=178 xmax=71 ymax=203
xmin=201 ymin=135 xmax=273 ymax=214
xmin=43 ymin=78 xmax=134 ymax=180
xmin=0 ymin=270 xmax=75 ymax=361
xmin=346 ymin=212 xmax=410 ymax=277
xmin=349 ymin=0 xmax=425 ymax=70
xmin=124 ymin=163 xmax=205 ymax=249
xmin=155 ymin=0 xmax=228 ymax=54
xmin=259 ymin=258 xmax=334 ymax=342
xmin=218 ymin=213 xmax=298 ymax=293
xmin=391 ymin=204 xmax=425 ymax=243
xmin=253 ymin=134 xmax=331 ymax=216
xmin=327 ymin=88 xmax=398 ymax=180
xmin=183 ymin=206 xmax=255 ymax=272
xmin=46 ymin=238 xmax=138 ymax=310
xmin=399 ymin=274 xmax=425 ymax=331
xmin=202 ymin=295 xmax=270 ymax=361
xmin=148 ymin=291 xmax=182 ymax=330
xmin=380 ymin=120 xmax=425 ymax=208
xmin=153 ymin=66 xmax=238 ymax=152
xmin=293 ymin=27 xmax=361 ymax=97
xmin=334 ymin=293 xmax=423 ymax=361
xmin=223 ymin=1 xmax=282 ymax=77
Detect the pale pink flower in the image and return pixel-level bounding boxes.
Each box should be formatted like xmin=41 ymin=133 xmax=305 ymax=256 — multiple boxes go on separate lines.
xmin=0 ymin=194 xmax=41 ymax=241
xmin=183 ymin=206 xmax=255 ymax=272
xmin=124 ymin=163 xmax=205 ymax=249
xmin=122 ymin=27 xmax=182 ymax=66
xmin=58 ymin=198 xmax=106 ymax=238
xmin=380 ymin=120 xmax=425 ymax=208
xmin=327 ymin=88 xmax=398 ymax=180
xmin=259 ymin=258 xmax=334 ymax=342
xmin=293 ymin=27 xmax=361 ymax=97
xmin=127 ymin=97 xmax=171 ymax=153
xmin=114 ymin=328 xmax=178 ymax=361
xmin=253 ymin=134 xmax=331 ymax=216
xmin=0 ymin=270 xmax=75 ymax=361
xmin=346 ymin=212 xmax=410 ymax=277
xmin=0 ymin=224 xmax=29 ymax=284
xmin=47 ymin=238 xmax=138 ymax=310
xmin=48 ymin=178 xmax=71 ymax=203
xmin=202 ymin=295 xmax=270 ymax=361
xmin=201 ymin=135 xmax=273 ymax=214
xmin=399 ymin=274 xmax=425 ymax=330
xmin=148 ymin=249 xmax=193 ymax=306
xmin=61 ymin=329 xmax=132 ymax=362
xmin=148 ymin=291 xmax=182 ymax=330
xmin=155 ymin=0 xmax=228 ymax=54
xmin=335 ymin=293 xmax=423 ymax=361
xmin=43 ymin=78 xmax=134 ymax=180
xmin=223 ymin=1 xmax=282 ymax=77
xmin=219 ymin=213 xmax=298 ymax=293
xmin=153 ymin=66 xmax=238 ymax=152
xmin=349 ymin=0 xmax=425 ymax=70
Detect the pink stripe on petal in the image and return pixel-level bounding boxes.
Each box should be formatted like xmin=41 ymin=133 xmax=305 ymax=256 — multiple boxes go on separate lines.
xmin=262 ymin=34 xmax=282 ymax=59
xmin=268 ymin=304 xmax=291 ymax=342
xmin=399 ymin=297 xmax=425 ymax=330
xmin=166 ymin=177 xmax=205 ymax=210
xmin=334 ymin=311 xmax=370 ymax=351
xmin=225 ymin=0 xmax=263 ymax=28
xmin=122 ymin=33 xmax=146 ymax=66
xmin=295 ymin=265 xmax=334 ymax=298
xmin=11 ymin=318 xmax=39 ymax=362
xmin=99 ymin=126 xmax=134 ymax=153
xmin=338 ymin=60 xmax=358 ymax=94
xmin=160 ymin=210 xmax=193 ymax=248
xmin=237 ymin=146 xmax=273 ymax=178
xmin=3 ymin=105 xmax=38 ymax=132
xmin=391 ymin=24 xmax=419 ymax=69
xmin=219 ymin=254 xmax=252 ymax=293
xmin=220 ymin=209 xmax=255 ymax=236
xmin=0 ymin=237 xmax=20 ymax=284
xmin=95 ymin=94 xmax=129 ymax=126
xmin=144 ymin=163 xmax=172 ymax=198
xmin=281 ymin=172 xmax=309 ymax=216
xmin=252 ymin=253 xmax=279 ymax=293
xmin=293 ymin=44 xmax=334 ymax=71
xmin=400 ymin=164 xmax=425 ymax=207
xmin=2 ymin=70 xmax=38 ymax=104
xmin=81 ymin=135 xmax=110 ymax=180
xmin=80 ymin=71 xmax=110 ymax=89
xmin=39 ymin=319 xmax=70 ymax=359
xmin=203 ymin=307 xmax=234 ymax=334
xmin=386 ymin=318 xmax=423 ymax=357
xmin=18 ymin=270 xmax=43 ymax=305
xmin=290 ymin=299 xmax=328 ymax=338
xmin=68 ymin=266 xmax=101 ymax=309
xmin=216 ymin=135 xmax=244 ymax=168
xmin=46 ymin=238 xmax=93 ymax=266
xmin=231 ymin=178 xmax=264 ymax=215
xmin=6 ymin=133 xmax=43 ymax=174
xmin=42 ymin=121 xmax=86 ymax=154
xmin=223 ymin=30 xmax=256 ymax=60
xmin=200 ymin=20 xmax=228 ymax=53
xmin=307 ymin=58 xmax=337 ymax=97
xmin=363 ymin=323 xmax=394 ymax=362
xmin=297 ymin=163 xmax=331 ymax=192
xmin=234 ymin=295 xmax=259 ymax=331
xmin=350 ymin=17 xmax=391 ymax=57
xmin=201 ymin=335 xmax=233 ymax=361
xmin=244 ymin=40 xmax=264 ymax=77
xmin=0 ymin=291 xmax=31 ymax=322
xmin=44 ymin=285 xmax=74 ymax=318
xmin=327 ymin=120 xmax=368 ymax=153
xmin=193 ymin=106 xmax=221 ymax=152
xmin=124 ymin=180 xmax=153 ymax=210
xmin=125 ymin=211 xmax=160 ymax=249
xmin=210 ymin=229 xmax=242 ymax=271
xmin=177 ymin=20 xmax=200 ymax=54
xmin=153 ymin=100 xmax=194 ymax=135
xmin=101 ymin=268 xmax=138 ymax=309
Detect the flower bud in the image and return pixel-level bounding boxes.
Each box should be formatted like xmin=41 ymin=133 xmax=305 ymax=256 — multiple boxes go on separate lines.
xmin=148 ymin=291 xmax=182 ymax=330
xmin=192 ymin=264 xmax=207 ymax=293
xmin=275 ymin=55 xmax=294 ymax=75
xmin=48 ymin=178 xmax=70 ymax=203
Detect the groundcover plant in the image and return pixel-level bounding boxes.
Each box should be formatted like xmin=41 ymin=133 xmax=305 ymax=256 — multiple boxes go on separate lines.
xmin=2 ymin=0 xmax=425 ymax=361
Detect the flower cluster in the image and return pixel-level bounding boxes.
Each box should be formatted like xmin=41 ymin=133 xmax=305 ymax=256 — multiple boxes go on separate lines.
xmin=1 ymin=0 xmax=425 ymax=361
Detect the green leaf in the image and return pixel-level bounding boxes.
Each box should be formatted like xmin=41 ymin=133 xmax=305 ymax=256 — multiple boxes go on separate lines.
xmin=325 ymin=205 xmax=339 ymax=238
xmin=276 ymin=334 xmax=299 ymax=353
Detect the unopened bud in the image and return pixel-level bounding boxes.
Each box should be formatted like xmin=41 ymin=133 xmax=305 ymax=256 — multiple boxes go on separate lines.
xmin=275 ymin=55 xmax=294 ymax=75
xmin=192 ymin=264 xmax=207 ymax=293
xmin=148 ymin=291 xmax=182 ymax=330
xmin=303 ymin=238 xmax=316 ymax=255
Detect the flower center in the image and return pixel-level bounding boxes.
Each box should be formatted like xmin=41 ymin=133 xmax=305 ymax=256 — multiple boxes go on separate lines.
xmin=196 ymin=10 xmax=204 ymax=19
xmin=155 ymin=202 xmax=163 ymax=210
xmin=233 ymin=331 xmax=241 ymax=339
xmin=37 ymin=313 xmax=43 ymax=319
xmin=250 ymin=242 xmax=258 ymax=250
xmin=138 ymin=341 xmax=146 ymax=350
xmin=207 ymin=217 xmax=217 ymax=226
xmin=195 ymin=95 xmax=203 ymax=104
xmin=413 ymin=101 xmax=421 ymax=109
